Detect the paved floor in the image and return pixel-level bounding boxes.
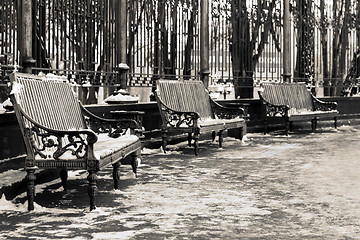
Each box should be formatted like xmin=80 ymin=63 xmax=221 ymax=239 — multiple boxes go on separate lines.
xmin=0 ymin=126 xmax=359 ymax=239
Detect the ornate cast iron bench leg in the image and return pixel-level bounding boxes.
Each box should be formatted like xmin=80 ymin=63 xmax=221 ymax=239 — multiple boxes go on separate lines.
xmin=87 ymin=170 xmax=98 ymax=211
xmin=60 ymin=169 xmax=68 ymax=192
xmin=112 ymin=162 xmax=121 ymax=190
xmin=26 ymin=167 xmax=37 ymax=211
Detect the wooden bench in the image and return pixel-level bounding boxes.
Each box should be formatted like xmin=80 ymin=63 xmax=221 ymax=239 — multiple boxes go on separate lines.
xmin=155 ymin=79 xmax=248 ymax=155
xmin=10 ymin=72 xmax=143 ymax=211
xmin=258 ymin=82 xmax=339 ymax=135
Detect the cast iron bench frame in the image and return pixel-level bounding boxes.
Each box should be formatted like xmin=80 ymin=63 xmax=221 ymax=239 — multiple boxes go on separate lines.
xmin=258 ymin=82 xmax=339 ymax=135
xmin=10 ymin=72 xmax=143 ymax=211
xmin=155 ymin=79 xmax=248 ymax=155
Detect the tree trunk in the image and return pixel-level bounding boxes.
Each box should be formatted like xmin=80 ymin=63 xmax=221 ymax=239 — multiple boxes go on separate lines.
xmin=230 ymin=0 xmax=253 ymax=99
xmin=183 ymin=1 xmax=197 ymax=79
xmin=331 ymin=0 xmax=351 ymax=96
xmin=320 ymin=0 xmax=330 ymax=96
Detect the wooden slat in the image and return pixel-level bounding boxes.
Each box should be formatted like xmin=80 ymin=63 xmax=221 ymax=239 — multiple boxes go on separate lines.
xmin=13 ymin=74 xmax=86 ymax=131
xmin=261 ymin=83 xmax=314 ymax=111
xmin=157 ymin=80 xmax=214 ymax=119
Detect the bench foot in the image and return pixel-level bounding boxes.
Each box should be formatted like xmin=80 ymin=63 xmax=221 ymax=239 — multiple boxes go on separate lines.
xmin=262 ymin=120 xmax=268 ymax=135
xmin=218 ymin=130 xmax=223 ymax=148
xmin=112 ymin=162 xmax=121 ymax=190
xmin=212 ymin=131 xmax=216 ymax=142
xmin=25 ymin=168 xmax=36 ymax=211
xmin=188 ymin=133 xmax=192 ymax=146
xmin=311 ymin=118 xmax=318 ymax=132
xmin=237 ymin=126 xmax=246 ymax=140
xmin=194 ymin=132 xmax=199 ymax=156
xmin=194 ymin=140 xmax=199 ymax=156
xmin=131 ymin=151 xmax=140 ymax=177
xmin=289 ymin=121 xmax=294 ymax=132
xmin=162 ymin=133 xmax=168 ymax=153
xmin=87 ymin=170 xmax=98 ymax=211
xmin=334 ymin=117 xmax=338 ymax=129
xmin=60 ymin=169 xmax=68 ymax=192
xmin=285 ymin=120 xmax=290 ymax=135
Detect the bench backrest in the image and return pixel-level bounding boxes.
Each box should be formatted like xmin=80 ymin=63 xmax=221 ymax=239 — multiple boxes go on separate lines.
xmin=156 ymin=80 xmax=214 ymax=119
xmin=259 ymin=83 xmax=314 ymax=112
xmin=10 ymin=73 xmax=86 ymax=131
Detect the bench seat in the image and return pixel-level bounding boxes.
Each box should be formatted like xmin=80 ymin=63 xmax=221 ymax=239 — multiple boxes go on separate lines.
xmin=94 ymin=134 xmax=141 ymax=168
xmin=259 ymin=82 xmax=339 ymax=135
xmin=199 ymin=117 xmax=246 ymax=130
xmin=287 ymin=110 xmax=339 ymax=121
xmin=10 ymin=72 xmax=143 ymax=211
xmin=155 ymin=79 xmax=248 ymax=155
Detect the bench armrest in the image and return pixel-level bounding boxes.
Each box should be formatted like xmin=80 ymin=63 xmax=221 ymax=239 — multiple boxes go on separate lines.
xmin=259 ymin=96 xmax=290 ymax=117
xmin=80 ymin=104 xmax=143 ymax=137
xmin=311 ymin=95 xmax=338 ymax=111
xmin=18 ymin=108 xmax=98 ymax=161
xmin=156 ymin=95 xmax=200 ymax=128
xmin=209 ymin=98 xmax=249 ymax=119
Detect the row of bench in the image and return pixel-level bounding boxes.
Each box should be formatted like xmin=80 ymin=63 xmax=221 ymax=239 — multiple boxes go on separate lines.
xmin=9 ymin=72 xmax=339 ymax=211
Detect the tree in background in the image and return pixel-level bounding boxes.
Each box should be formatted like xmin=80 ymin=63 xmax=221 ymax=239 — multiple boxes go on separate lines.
xmin=330 ymin=0 xmax=354 ymax=96
xmin=229 ymin=0 xmax=281 ymax=98
xmin=183 ymin=0 xmax=198 ymax=79
xmin=292 ymin=0 xmax=315 ymax=85
xmin=342 ymin=49 xmax=360 ymax=96
xmin=292 ymin=0 xmax=357 ymax=96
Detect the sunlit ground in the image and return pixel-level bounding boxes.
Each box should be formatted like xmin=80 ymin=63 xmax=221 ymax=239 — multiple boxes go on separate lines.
xmin=0 ymin=125 xmax=359 ymax=239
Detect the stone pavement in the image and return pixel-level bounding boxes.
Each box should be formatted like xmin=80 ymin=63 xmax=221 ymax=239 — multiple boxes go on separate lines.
xmin=0 ymin=126 xmax=359 ymax=239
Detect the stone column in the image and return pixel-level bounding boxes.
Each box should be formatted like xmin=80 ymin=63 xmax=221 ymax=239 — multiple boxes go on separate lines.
xmin=21 ymin=0 xmax=36 ymax=73
xmin=116 ymin=0 xmax=129 ymax=89
xmin=200 ymin=0 xmax=210 ymax=87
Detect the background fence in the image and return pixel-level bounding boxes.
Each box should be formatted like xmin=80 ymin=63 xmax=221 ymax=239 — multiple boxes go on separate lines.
xmin=1 ymin=0 xmax=359 ymax=104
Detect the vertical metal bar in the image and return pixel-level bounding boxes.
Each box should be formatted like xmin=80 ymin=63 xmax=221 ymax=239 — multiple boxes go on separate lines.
xmin=47 ymin=0 xmax=51 ymax=62
xmin=4 ymin=0 xmax=8 ymax=57
xmin=103 ymin=0 xmax=107 ymax=72
xmin=11 ymin=0 xmax=17 ymax=64
xmin=56 ymin=0 xmax=60 ymax=69
xmin=51 ymin=0 xmax=55 ymax=61
xmin=82 ymin=0 xmax=86 ymax=69
xmin=100 ymin=0 xmax=104 ymax=71
xmin=70 ymin=0 xmax=74 ymax=71
xmin=283 ymin=0 xmax=291 ymax=82
xmin=147 ymin=2 xmax=151 ymax=75
xmin=109 ymin=0 xmax=113 ymax=71
xmin=87 ymin=0 xmax=91 ymax=70
xmin=9 ymin=0 xmax=13 ymax=61
xmin=13 ymin=0 xmax=18 ymax=63
xmin=0 ymin=0 xmax=4 ymax=55
xmin=63 ymin=0 xmax=67 ymax=69
xmin=200 ymin=0 xmax=210 ymax=87
xmin=60 ymin=0 xmax=63 ymax=63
